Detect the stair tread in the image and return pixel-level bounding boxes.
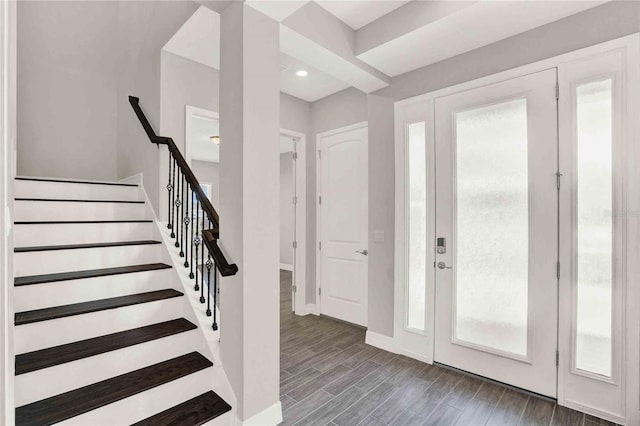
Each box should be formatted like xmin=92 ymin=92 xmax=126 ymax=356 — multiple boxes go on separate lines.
xmin=133 ymin=391 xmax=232 ymax=426
xmin=15 ymin=289 xmax=183 ymax=325
xmin=15 ymin=177 xmax=138 ymax=187
xmin=15 ymin=262 xmax=172 ymax=286
xmin=15 ymin=318 xmax=197 ymax=375
xmin=15 ymin=352 xmax=213 ymax=426
xmin=15 ymin=240 xmax=161 ymax=253
xmin=15 ymin=220 xmax=152 ymax=224
xmin=15 ymin=198 xmax=144 ymax=203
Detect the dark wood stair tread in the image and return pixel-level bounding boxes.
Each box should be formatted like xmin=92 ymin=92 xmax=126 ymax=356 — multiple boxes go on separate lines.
xmin=15 ymin=263 xmax=171 ymax=286
xmin=15 ymin=177 xmax=138 ymax=187
xmin=15 ymin=289 xmax=183 ymax=325
xmin=15 ymin=352 xmax=213 ymax=426
xmin=15 ymin=240 xmax=161 ymax=253
xmin=14 ymin=220 xmax=153 ymax=224
xmin=15 ymin=198 xmax=144 ymax=204
xmin=15 ymin=318 xmax=197 ymax=375
xmin=133 ymin=391 xmax=232 ymax=426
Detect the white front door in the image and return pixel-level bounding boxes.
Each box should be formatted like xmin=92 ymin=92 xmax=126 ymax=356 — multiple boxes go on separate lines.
xmin=433 ymin=69 xmax=559 ymax=397
xmin=318 ymin=125 xmax=368 ymax=326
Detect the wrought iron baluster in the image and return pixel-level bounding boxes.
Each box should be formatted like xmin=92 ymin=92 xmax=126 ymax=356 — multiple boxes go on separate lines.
xmin=189 ymin=190 xmax=194 ymax=278
xmin=170 ymin=157 xmax=176 ymax=238
xmin=174 ymin=168 xmax=181 ymax=247
xmin=200 ymin=230 xmax=206 ymax=303
xmin=193 ymin=199 xmax=200 ymax=290
xmin=179 ymin=175 xmax=185 ymax=257
xmin=206 ymin=240 xmax=213 ymax=318
xmin=183 ymin=185 xmax=190 ymax=266
xmin=212 ymin=254 xmax=218 ymax=331
xmin=167 ymin=152 xmax=173 ymax=230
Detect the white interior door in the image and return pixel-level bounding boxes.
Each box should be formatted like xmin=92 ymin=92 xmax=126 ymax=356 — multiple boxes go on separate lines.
xmin=433 ymin=69 xmax=559 ymax=397
xmin=318 ymin=125 xmax=368 ymax=326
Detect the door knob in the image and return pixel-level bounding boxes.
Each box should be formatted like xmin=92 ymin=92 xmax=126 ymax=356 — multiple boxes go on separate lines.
xmin=437 ymin=262 xmax=452 ymax=270
xmin=356 ymin=249 xmax=369 ymax=256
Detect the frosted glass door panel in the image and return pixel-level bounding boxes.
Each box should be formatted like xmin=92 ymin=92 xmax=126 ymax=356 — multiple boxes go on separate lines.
xmin=575 ymin=79 xmax=613 ymax=377
xmin=454 ymin=99 xmax=529 ymax=357
xmin=407 ymin=122 xmax=427 ymax=331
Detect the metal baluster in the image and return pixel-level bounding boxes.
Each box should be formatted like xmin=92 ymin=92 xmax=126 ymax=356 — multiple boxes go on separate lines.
xmin=167 ymin=152 xmax=173 ymax=230
xmin=193 ymin=199 xmax=200 ymax=290
xmin=212 ymin=259 xmax=218 ymax=331
xmin=174 ymin=168 xmax=181 ymax=247
xmin=189 ymin=191 xmax=195 ymax=278
xmin=170 ymin=157 xmax=176 ymax=238
xmin=179 ymin=176 xmax=185 ymax=257
xmin=183 ymin=185 xmax=190 ymax=267
xmin=200 ymin=231 xmax=206 ymax=303
xmin=206 ymin=240 xmax=213 ymax=318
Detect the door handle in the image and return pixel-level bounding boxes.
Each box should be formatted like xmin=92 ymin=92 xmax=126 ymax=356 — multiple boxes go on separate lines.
xmin=437 ymin=262 xmax=452 ymax=270
xmin=355 ymin=249 xmax=369 ymax=256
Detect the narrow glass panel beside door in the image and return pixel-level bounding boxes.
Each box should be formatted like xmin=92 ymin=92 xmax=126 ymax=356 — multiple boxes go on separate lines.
xmin=407 ymin=122 xmax=427 ymax=331
xmin=575 ymin=79 xmax=613 ymax=377
xmin=455 ymin=98 xmax=529 ymax=357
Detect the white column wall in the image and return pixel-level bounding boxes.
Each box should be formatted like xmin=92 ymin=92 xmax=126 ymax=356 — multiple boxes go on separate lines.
xmin=219 ymin=2 xmax=281 ymax=422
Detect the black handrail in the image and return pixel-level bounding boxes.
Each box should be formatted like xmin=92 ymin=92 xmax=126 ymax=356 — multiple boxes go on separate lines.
xmin=128 ymin=96 xmax=238 ymax=278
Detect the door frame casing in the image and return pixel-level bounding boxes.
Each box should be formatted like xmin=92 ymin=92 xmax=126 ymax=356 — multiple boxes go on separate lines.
xmin=315 ymin=121 xmax=368 ymax=320
xmin=393 ymin=34 xmax=640 ymax=425
xmin=280 ymin=127 xmax=307 ymax=316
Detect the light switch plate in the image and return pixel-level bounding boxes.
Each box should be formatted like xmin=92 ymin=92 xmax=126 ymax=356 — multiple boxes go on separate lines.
xmin=373 ymin=230 xmax=385 ymax=242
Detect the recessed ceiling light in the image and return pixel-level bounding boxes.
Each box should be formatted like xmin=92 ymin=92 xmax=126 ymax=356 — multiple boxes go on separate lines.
xmin=296 ymin=69 xmax=308 ymax=77
xmin=210 ymin=136 xmax=220 ymax=145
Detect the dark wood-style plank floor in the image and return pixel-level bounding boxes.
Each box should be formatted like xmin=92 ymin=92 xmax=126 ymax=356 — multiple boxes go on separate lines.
xmin=278 ymin=271 xmax=618 ymax=426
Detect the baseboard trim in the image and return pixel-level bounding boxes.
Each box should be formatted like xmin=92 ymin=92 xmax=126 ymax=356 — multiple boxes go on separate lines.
xmin=304 ymin=304 xmax=318 ymax=316
xmin=279 ymin=263 xmax=293 ymax=272
xmin=365 ymin=331 xmax=396 ymax=353
xmin=242 ymin=401 xmax=282 ymax=426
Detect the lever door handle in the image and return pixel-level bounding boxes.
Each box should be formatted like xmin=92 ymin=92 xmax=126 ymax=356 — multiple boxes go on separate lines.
xmin=356 ymin=249 xmax=369 ymax=256
xmin=437 ymin=262 xmax=452 ymax=270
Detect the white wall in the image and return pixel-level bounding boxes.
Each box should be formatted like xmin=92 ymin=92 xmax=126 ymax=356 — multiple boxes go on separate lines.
xmin=280 ymin=153 xmax=293 ymax=267
xmin=17 ymin=1 xmax=119 ymax=181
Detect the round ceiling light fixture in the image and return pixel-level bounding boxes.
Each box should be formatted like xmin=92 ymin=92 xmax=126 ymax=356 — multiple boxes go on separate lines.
xmin=296 ymin=69 xmax=308 ymax=77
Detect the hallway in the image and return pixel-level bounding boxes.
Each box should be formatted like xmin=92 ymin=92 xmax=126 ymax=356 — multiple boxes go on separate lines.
xmin=279 ymin=271 xmax=615 ymax=426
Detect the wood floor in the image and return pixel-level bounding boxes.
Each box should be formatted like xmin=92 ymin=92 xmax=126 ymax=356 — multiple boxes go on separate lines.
xmin=279 ymin=271 xmax=618 ymax=426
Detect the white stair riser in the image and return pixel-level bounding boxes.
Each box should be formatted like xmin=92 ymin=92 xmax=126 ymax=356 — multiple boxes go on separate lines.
xmin=15 ymin=330 xmax=200 ymax=406
xmin=56 ymin=367 xmax=214 ymax=426
xmin=14 ymin=200 xmax=147 ymax=221
xmin=14 ymin=222 xmax=156 ymax=246
xmin=15 ymin=297 xmax=184 ymax=353
xmin=14 ymin=269 xmax=173 ymax=311
xmin=14 ymin=244 xmax=163 ymax=276
xmin=15 ymin=180 xmax=141 ymax=201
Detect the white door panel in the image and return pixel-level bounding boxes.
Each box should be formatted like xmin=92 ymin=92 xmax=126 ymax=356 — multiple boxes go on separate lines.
xmin=319 ymin=126 xmax=368 ymax=326
xmin=434 ymin=69 xmax=558 ymax=397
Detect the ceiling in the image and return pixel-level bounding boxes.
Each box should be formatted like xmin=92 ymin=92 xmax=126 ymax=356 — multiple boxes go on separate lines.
xmin=166 ymin=1 xmax=609 ymax=103
xmin=190 ymin=116 xmax=297 ymax=163
xmin=315 ymin=0 xmax=410 ymax=30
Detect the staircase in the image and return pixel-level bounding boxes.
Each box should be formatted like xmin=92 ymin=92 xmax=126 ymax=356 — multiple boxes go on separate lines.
xmin=12 ymin=176 xmax=234 ymax=425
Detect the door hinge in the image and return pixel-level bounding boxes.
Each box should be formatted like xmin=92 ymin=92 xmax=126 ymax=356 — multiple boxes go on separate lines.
xmin=292 ymin=285 xmax=297 ymax=293
xmin=292 ymin=241 xmax=297 ymax=249
xmin=556 ymin=172 xmax=562 ymax=190
xmin=319 ymin=196 xmax=322 ymax=205
xmin=556 ymin=350 xmax=559 ymax=366
xmin=556 ymin=83 xmax=560 ymax=100
xmin=293 ymin=195 xmax=298 ymax=205
xmin=319 ymin=287 xmax=322 ymax=296
xmin=556 ymin=262 xmax=561 ymax=279
xmin=292 ymin=152 xmax=298 ymax=160
xmin=318 ymin=150 xmax=322 ymax=159
xmin=319 ymin=241 xmax=322 ymax=250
